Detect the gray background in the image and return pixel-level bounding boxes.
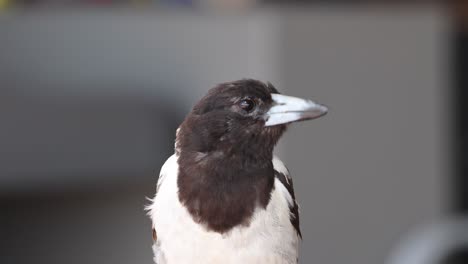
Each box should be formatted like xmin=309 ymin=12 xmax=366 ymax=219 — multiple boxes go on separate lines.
xmin=0 ymin=7 xmax=449 ymax=264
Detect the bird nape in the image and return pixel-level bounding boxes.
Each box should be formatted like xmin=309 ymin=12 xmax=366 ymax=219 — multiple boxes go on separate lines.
xmin=147 ymin=79 xmax=327 ymax=264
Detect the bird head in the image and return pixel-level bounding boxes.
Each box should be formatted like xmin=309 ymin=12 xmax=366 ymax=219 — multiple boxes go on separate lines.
xmin=176 ymin=79 xmax=327 ymax=159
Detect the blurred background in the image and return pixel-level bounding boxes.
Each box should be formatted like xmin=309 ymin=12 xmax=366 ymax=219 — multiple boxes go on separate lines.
xmin=0 ymin=0 xmax=466 ymax=264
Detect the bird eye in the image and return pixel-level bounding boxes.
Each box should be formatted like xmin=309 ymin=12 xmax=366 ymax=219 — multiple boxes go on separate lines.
xmin=239 ymin=98 xmax=256 ymax=112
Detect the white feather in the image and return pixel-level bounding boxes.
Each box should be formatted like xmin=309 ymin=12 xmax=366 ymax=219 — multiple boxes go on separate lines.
xmin=147 ymin=154 xmax=300 ymax=264
xmin=273 ymin=155 xmax=289 ymax=180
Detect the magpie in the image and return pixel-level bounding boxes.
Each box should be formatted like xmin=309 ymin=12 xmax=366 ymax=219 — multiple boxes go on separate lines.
xmin=147 ymin=79 xmax=327 ymax=264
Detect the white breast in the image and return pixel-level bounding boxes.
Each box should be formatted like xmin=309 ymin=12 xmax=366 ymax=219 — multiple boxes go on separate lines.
xmin=147 ymin=154 xmax=300 ymax=264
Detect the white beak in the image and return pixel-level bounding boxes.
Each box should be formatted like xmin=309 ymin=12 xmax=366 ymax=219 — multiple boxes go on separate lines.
xmin=264 ymin=94 xmax=328 ymax=126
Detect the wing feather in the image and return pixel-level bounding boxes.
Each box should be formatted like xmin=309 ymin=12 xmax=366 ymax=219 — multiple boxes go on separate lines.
xmin=273 ymin=156 xmax=301 ymax=238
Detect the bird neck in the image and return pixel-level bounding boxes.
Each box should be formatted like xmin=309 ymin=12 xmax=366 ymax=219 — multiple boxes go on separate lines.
xmin=176 ymin=146 xmax=275 ymax=234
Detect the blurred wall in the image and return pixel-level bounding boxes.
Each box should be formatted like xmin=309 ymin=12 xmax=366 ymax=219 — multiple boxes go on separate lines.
xmin=280 ymin=8 xmax=450 ymax=264
xmin=0 ymin=7 xmax=450 ymax=264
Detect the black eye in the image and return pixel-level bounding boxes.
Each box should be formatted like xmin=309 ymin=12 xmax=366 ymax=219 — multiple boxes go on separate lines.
xmin=239 ymin=98 xmax=256 ymax=112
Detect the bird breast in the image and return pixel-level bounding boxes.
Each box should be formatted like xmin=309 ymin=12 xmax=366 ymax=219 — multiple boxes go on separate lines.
xmin=147 ymin=154 xmax=300 ymax=264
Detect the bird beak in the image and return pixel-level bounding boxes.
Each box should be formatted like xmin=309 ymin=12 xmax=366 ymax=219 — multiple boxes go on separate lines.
xmin=264 ymin=94 xmax=328 ymax=126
